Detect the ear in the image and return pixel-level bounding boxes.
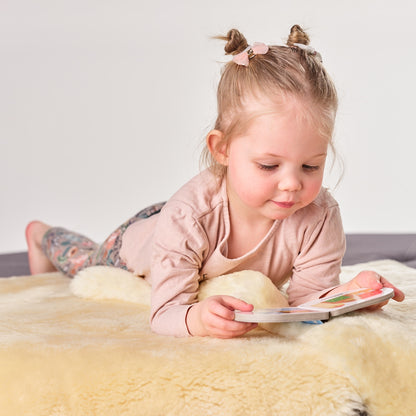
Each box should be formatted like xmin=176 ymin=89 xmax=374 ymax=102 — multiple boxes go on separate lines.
xmin=206 ymin=130 xmax=229 ymax=166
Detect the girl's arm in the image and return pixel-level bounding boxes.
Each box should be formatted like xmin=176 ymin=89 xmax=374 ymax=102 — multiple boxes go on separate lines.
xmin=287 ymin=201 xmax=346 ymax=306
xmin=288 ymin=200 xmax=405 ymax=309
xmin=149 ymin=200 xmax=256 ymax=338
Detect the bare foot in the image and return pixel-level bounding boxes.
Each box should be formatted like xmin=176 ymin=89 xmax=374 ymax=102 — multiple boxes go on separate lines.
xmin=25 ymin=221 xmax=57 ymax=275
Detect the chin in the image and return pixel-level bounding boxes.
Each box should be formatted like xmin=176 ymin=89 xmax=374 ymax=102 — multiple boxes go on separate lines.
xmin=274 ymin=205 xmax=307 ymax=220
xmin=273 ymin=213 xmax=293 ymax=221
xmin=264 ymin=210 xmax=292 ymax=221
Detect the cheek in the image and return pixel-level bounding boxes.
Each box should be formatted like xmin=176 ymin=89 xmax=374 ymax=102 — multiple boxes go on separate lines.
xmin=227 ymin=164 xmax=272 ymax=205
xmin=304 ymin=176 xmax=324 ymax=199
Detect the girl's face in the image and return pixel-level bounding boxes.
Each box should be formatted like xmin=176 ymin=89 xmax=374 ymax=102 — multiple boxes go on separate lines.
xmin=224 ymin=99 xmax=329 ymax=225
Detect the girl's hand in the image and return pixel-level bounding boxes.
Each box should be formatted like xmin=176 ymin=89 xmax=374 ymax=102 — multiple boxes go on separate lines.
xmin=330 ymin=270 xmax=405 ymax=311
xmin=186 ymin=295 xmax=258 ymax=338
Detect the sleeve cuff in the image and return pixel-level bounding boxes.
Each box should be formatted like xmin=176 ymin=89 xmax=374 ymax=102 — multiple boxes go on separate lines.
xmin=150 ymin=304 xmax=194 ymax=337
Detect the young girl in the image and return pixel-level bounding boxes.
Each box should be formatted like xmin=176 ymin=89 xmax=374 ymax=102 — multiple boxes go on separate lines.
xmin=26 ymin=25 xmax=404 ymax=338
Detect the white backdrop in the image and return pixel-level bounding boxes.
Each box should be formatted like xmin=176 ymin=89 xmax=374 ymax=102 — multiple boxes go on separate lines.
xmin=1 ymin=0 xmax=416 ymax=253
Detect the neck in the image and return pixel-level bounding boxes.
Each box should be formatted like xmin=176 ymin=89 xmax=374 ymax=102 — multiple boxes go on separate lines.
xmin=226 ymin=185 xmax=274 ymax=259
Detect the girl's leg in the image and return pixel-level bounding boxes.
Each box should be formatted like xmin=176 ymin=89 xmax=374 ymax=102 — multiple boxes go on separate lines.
xmin=40 ymin=226 xmax=98 ymax=277
xmin=90 ymin=202 xmax=166 ymax=269
xmin=27 ymin=202 xmax=166 ymax=277
xmin=26 ymin=221 xmax=57 ymax=275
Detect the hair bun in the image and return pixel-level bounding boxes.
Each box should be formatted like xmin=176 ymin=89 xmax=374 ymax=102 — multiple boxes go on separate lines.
xmin=220 ymin=29 xmax=249 ymax=56
xmin=287 ymin=24 xmax=310 ymax=46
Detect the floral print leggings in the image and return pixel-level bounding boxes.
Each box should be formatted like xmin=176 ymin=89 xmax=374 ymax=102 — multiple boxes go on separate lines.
xmin=41 ymin=202 xmax=165 ymax=277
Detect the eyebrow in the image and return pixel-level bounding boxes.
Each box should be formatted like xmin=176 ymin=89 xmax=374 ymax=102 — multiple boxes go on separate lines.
xmin=260 ymin=152 xmax=327 ymax=158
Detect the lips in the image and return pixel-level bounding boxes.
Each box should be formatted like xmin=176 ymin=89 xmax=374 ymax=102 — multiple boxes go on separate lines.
xmin=273 ymin=201 xmax=295 ymax=209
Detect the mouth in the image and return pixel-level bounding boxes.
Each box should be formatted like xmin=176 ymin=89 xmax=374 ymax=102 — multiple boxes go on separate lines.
xmin=272 ymin=201 xmax=296 ymax=209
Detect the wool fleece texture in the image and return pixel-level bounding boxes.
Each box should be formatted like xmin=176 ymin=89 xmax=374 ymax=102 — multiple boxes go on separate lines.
xmin=0 ymin=260 xmax=415 ymax=416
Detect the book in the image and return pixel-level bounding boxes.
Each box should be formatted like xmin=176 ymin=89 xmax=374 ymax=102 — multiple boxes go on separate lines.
xmin=234 ymin=287 xmax=394 ymax=323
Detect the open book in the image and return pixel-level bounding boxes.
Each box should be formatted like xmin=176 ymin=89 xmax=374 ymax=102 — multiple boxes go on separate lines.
xmin=234 ymin=287 xmax=394 ymax=323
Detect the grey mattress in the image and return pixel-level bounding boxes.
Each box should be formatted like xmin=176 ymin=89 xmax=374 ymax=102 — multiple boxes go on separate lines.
xmin=1 ymin=234 xmax=416 ymax=277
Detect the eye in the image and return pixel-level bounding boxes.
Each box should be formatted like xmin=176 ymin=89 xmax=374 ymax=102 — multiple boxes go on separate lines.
xmin=258 ymin=164 xmax=278 ymax=171
xmin=302 ymin=164 xmax=320 ymax=172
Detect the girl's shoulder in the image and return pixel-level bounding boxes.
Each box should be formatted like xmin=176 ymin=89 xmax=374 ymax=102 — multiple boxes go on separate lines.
xmin=311 ymin=187 xmax=339 ymax=210
xmin=290 ymin=188 xmax=340 ymax=225
xmin=283 ymin=189 xmax=343 ymax=245
xmin=163 ymin=169 xmax=226 ymax=219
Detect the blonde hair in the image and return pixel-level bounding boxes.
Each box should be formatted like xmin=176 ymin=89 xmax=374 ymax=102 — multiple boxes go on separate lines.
xmin=201 ymin=25 xmax=338 ymax=178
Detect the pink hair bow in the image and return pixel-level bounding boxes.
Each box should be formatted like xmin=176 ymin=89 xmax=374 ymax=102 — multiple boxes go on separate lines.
xmin=232 ymin=42 xmax=269 ymax=66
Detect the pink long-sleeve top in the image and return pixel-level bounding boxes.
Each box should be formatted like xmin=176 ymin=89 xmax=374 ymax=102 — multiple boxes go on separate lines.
xmin=120 ymin=169 xmax=346 ymax=337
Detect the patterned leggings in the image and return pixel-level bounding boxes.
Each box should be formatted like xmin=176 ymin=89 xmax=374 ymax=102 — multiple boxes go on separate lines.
xmin=41 ymin=202 xmax=165 ymax=277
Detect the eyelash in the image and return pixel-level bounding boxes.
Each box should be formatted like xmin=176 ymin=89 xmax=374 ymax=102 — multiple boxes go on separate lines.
xmin=257 ymin=164 xmax=320 ymax=172
xmin=302 ymin=165 xmax=320 ymax=172
xmin=258 ymin=164 xmax=278 ymax=171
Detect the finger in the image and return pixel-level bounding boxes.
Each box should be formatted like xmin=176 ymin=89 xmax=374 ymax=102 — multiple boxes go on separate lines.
xmin=204 ymin=308 xmax=256 ymax=331
xmin=378 ymin=276 xmax=405 ymax=302
xmin=207 ymin=296 xmax=254 ymax=321
xmin=355 ymin=272 xmax=405 ymax=302
xmin=219 ymin=295 xmax=255 ymax=312
xmin=213 ymin=300 xmax=259 ymax=337
xmin=208 ymin=300 xmax=244 ymax=321
xmin=206 ymin=314 xmax=257 ymax=338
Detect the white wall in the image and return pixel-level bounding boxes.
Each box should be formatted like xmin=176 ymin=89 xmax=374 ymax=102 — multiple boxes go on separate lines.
xmin=1 ymin=0 xmax=416 ymax=253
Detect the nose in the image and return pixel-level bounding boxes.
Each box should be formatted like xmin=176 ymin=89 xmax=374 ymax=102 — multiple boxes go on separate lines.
xmin=278 ymin=171 xmax=302 ymax=192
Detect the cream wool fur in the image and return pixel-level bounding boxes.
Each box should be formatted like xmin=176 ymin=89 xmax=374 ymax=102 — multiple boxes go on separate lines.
xmin=0 ymin=260 xmax=415 ymax=416
xmin=70 ymin=267 xmax=288 ymax=309
xmin=71 ymin=268 xmax=290 ymax=333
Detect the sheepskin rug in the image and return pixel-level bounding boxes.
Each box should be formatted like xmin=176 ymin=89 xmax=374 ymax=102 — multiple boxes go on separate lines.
xmin=0 ymin=260 xmax=415 ymax=416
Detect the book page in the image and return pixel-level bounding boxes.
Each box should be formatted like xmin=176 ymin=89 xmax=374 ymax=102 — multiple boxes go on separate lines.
xmin=300 ymin=287 xmax=394 ymax=313
xmin=234 ymin=287 xmax=394 ymax=323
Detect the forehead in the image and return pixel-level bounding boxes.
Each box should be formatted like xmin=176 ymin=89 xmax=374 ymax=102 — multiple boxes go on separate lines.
xmin=240 ymin=93 xmax=330 ymax=130
xmin=244 ymin=115 xmax=328 ymax=157
xmin=244 ymin=96 xmax=328 ymax=138
xmin=242 ymin=93 xmax=314 ymax=119
xmin=226 ymin=97 xmax=329 ymax=163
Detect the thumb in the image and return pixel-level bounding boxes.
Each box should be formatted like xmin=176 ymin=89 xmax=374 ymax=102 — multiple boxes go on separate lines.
xmin=220 ymin=295 xmax=254 ymax=312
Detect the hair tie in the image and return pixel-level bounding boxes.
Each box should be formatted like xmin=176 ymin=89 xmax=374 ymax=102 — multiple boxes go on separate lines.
xmin=293 ymin=43 xmax=322 ymax=62
xmin=232 ymin=42 xmax=269 ymax=67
